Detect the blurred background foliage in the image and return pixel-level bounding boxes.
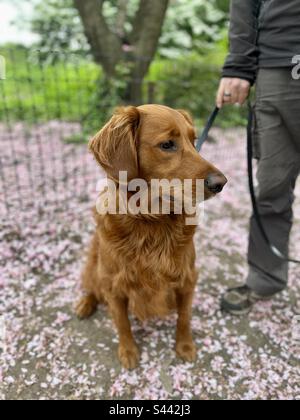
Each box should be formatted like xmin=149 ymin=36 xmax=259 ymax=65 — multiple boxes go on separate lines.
xmin=29 ymin=0 xmax=229 ymax=59
xmin=0 ymin=0 xmax=247 ymax=136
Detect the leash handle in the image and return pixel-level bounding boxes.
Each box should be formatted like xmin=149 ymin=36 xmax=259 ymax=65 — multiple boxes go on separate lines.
xmin=196 ymin=107 xmax=220 ymax=152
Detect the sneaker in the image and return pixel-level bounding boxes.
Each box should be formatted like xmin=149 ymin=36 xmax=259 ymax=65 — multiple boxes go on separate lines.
xmin=221 ymin=285 xmax=273 ymax=316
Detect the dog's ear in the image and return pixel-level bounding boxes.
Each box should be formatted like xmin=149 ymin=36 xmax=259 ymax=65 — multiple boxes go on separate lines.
xmin=89 ymin=106 xmax=140 ymax=182
xmin=177 ymin=109 xmax=194 ymax=126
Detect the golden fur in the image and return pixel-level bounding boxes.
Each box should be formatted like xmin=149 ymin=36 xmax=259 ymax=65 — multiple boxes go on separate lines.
xmin=76 ymin=105 xmax=227 ymax=369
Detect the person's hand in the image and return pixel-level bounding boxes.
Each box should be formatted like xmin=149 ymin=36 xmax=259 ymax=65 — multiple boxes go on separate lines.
xmin=216 ymin=77 xmax=251 ymax=108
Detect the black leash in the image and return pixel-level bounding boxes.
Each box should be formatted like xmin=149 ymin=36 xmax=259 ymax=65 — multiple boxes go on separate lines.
xmin=197 ymin=105 xmax=300 ymax=265
xmin=196 ymin=107 xmax=220 ymax=152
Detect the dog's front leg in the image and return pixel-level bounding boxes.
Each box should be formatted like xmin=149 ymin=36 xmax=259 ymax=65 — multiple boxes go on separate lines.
xmin=175 ymin=289 xmax=197 ymax=362
xmin=110 ymin=296 xmax=140 ymax=369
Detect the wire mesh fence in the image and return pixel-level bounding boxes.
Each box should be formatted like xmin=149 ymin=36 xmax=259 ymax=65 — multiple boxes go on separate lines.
xmin=0 ymin=48 xmax=101 ymax=216
xmin=0 ymin=47 xmax=246 ymax=220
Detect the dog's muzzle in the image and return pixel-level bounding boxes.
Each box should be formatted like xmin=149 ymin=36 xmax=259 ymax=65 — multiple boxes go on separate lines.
xmin=205 ymin=173 xmax=228 ymax=194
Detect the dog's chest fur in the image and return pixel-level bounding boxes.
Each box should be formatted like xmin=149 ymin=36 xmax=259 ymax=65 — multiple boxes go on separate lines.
xmin=96 ymin=214 xmax=197 ymax=320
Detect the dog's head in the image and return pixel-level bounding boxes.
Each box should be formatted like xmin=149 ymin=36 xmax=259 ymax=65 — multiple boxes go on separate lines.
xmin=89 ymin=105 xmax=227 ymax=201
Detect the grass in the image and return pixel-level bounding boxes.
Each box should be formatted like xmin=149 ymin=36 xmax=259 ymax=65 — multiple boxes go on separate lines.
xmin=0 ymin=44 xmax=247 ymax=133
xmin=0 ymin=45 xmax=101 ymax=124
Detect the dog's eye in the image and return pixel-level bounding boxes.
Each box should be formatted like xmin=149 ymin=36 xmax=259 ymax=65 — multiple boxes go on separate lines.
xmin=160 ymin=140 xmax=178 ymax=152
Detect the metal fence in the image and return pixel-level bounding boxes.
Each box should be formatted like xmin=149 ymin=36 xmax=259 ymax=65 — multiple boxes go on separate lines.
xmin=0 ymin=48 xmax=146 ymax=217
xmin=0 ymin=47 xmax=241 ymax=220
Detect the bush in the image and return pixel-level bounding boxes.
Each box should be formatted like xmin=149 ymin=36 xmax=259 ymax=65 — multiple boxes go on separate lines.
xmin=148 ymin=52 xmax=247 ymax=129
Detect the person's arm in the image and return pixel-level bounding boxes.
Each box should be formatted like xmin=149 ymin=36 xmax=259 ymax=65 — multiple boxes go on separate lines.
xmin=217 ymin=0 xmax=261 ymax=107
xmin=223 ymin=0 xmax=261 ymax=83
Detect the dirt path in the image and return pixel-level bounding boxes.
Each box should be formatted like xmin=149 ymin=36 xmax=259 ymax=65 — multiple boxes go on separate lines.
xmin=0 ymin=128 xmax=299 ymax=400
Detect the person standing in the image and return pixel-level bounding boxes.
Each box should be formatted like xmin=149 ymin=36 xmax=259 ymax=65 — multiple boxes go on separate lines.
xmin=217 ymin=0 xmax=300 ymax=314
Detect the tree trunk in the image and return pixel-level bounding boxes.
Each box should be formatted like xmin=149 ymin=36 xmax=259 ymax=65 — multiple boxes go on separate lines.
xmin=124 ymin=76 xmax=143 ymax=106
xmin=130 ymin=0 xmax=170 ymax=63
xmin=73 ymin=0 xmax=122 ymax=75
xmin=126 ymin=0 xmax=169 ymax=104
xmin=73 ymin=0 xmax=170 ymax=104
xmin=115 ymin=0 xmax=128 ymax=38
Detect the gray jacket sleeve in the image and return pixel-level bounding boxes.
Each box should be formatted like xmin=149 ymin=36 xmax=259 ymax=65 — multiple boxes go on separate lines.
xmin=222 ymin=0 xmax=261 ymax=84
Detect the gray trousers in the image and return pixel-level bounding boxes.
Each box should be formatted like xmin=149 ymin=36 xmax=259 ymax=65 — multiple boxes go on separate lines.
xmin=247 ymin=69 xmax=300 ymax=296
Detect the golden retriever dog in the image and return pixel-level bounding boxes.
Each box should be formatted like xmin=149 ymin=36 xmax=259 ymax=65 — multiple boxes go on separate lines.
xmin=76 ymin=105 xmax=227 ymax=369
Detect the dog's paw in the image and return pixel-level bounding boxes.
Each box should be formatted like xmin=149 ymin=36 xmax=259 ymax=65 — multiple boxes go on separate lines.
xmin=75 ymin=295 xmax=97 ymax=319
xmin=118 ymin=344 xmax=140 ymax=370
xmin=176 ymin=340 xmax=197 ymax=363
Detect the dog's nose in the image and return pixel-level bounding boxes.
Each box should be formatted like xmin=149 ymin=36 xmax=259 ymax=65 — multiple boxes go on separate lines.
xmin=205 ymin=173 xmax=227 ymax=194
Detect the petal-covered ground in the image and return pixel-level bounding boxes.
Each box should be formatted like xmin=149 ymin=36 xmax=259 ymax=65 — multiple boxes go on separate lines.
xmin=0 ymin=125 xmax=299 ymax=400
